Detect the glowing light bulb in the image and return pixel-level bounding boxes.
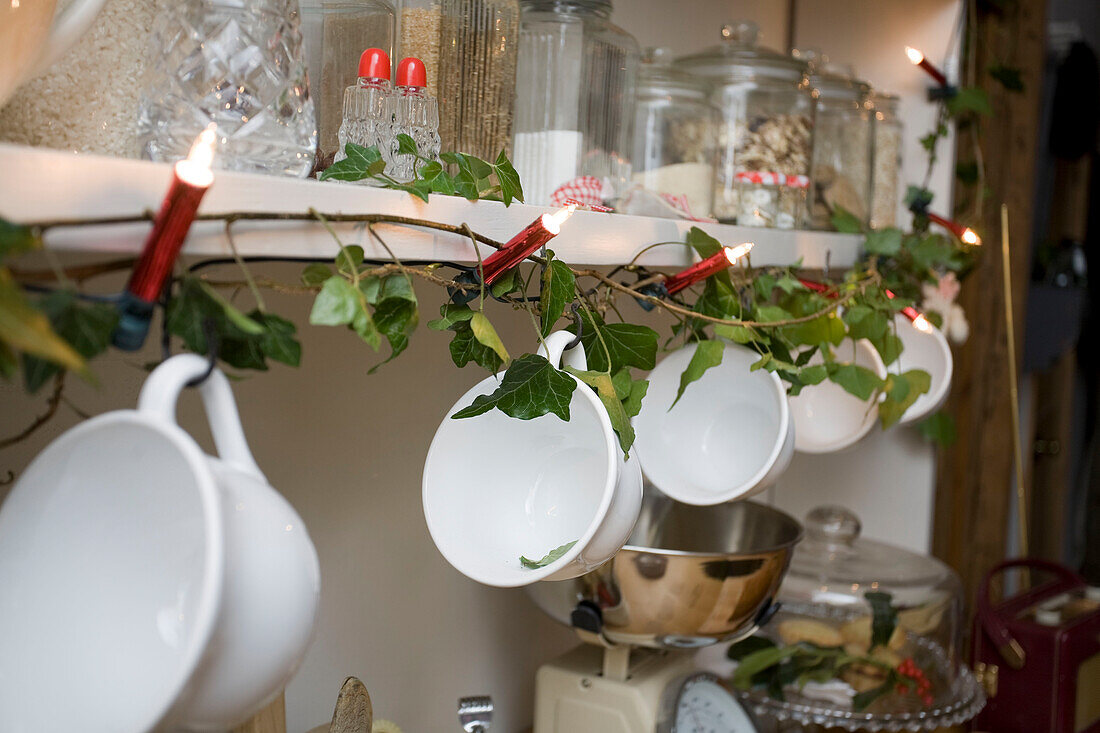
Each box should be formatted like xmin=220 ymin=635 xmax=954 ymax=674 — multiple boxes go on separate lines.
xmin=175 ymin=123 xmax=218 ymax=188
xmin=541 ymin=203 xmax=576 ymax=235
xmin=724 ymin=242 xmax=754 ymax=263
xmin=961 ymin=227 xmax=981 ymax=246
xmin=912 ymin=314 xmax=934 ymax=334
xmin=905 ymin=46 xmax=925 ymax=65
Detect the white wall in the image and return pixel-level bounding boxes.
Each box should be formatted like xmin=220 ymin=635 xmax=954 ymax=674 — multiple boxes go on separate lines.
xmin=0 ymin=1 xmax=959 ymax=730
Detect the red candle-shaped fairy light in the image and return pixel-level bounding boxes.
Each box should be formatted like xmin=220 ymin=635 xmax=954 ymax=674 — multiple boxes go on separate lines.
xmin=663 ymin=242 xmax=754 ymax=295
xmin=905 ymin=46 xmax=948 ymax=86
xmin=926 ymin=211 xmax=981 ymax=246
xmin=480 ymin=204 xmax=576 ymax=285
xmin=113 ymin=125 xmax=217 ymax=350
xmin=798 ymin=278 xmax=935 ymax=334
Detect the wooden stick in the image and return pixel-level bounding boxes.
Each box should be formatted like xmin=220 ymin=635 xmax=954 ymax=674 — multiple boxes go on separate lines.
xmin=1001 ymin=203 xmax=1029 ymax=558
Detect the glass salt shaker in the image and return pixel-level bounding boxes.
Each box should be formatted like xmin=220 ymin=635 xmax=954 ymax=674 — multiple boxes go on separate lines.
xmin=389 ymin=56 xmax=441 ymax=181
xmin=139 ymin=0 xmax=317 ymax=178
xmin=336 ymin=48 xmax=394 ymax=167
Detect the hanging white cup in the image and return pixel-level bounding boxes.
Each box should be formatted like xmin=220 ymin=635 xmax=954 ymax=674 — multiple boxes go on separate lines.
xmin=422 ymin=331 xmax=643 ymax=587
xmin=0 ymin=354 xmax=320 ymax=732
xmin=889 ymin=314 xmax=954 ymax=425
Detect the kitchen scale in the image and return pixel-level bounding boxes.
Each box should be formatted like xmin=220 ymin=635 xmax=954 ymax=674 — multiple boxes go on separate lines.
xmin=533 ymin=643 xmax=759 ymax=733
xmin=526 ymin=495 xmax=803 ymax=733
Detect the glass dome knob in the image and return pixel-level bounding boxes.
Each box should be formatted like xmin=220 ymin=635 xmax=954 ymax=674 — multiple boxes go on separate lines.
xmin=805 ymin=505 xmax=861 ymax=546
xmin=720 ymin=21 xmax=758 ymax=45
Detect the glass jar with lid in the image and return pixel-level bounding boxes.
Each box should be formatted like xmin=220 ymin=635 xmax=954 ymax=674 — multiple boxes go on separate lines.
xmin=512 ymin=0 xmax=639 ymax=205
xmin=870 ymin=92 xmax=903 ymax=230
xmin=733 ymin=506 xmax=986 ymax=730
xmin=807 ymin=64 xmax=874 ymax=230
xmin=674 ymin=21 xmax=813 ymax=229
xmin=631 ymin=48 xmax=719 ymax=218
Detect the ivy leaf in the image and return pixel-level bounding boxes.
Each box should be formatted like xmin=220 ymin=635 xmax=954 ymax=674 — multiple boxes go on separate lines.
xmin=0 ymin=219 xmax=41 ymax=260
xmin=622 ymin=377 xmax=648 ymax=419
xmin=853 ymin=678 xmax=895 ymax=712
xmin=918 ymin=411 xmax=957 ymax=446
xmin=731 ymin=646 xmax=801 ymax=690
xmin=309 ymin=276 xmax=360 ymax=326
xmin=715 ymin=323 xmax=756 ymax=344
xmin=871 ymin=331 xmax=904 ymax=366
xmin=428 ymin=303 xmax=475 ymax=330
xmin=671 ymin=340 xmax=724 ymax=409
xmin=947 ymin=87 xmax=993 ymax=117
xmin=452 ymin=353 xmax=576 ymax=421
xmin=319 ymin=142 xmax=384 ymax=182
xmin=878 ymin=369 xmax=931 ymax=427
xmin=695 ymin=277 xmax=741 ymax=320
xmin=866 ymin=591 xmax=899 ymax=649
xmin=904 ymin=185 xmax=934 ymax=212
xmin=539 ymin=256 xmax=575 ymax=337
xmin=989 ymin=63 xmax=1024 ymax=92
xmin=453 ymin=169 xmax=481 ymax=201
xmin=830 ymin=205 xmax=864 ymax=233
xmin=799 ymin=363 xmax=829 ymax=385
xmin=395 ymin=133 xmax=418 ymax=156
xmin=336 ymin=246 xmax=365 ymax=277
xmin=470 ymin=311 xmax=510 ymax=365
xmin=754 ymin=304 xmax=793 ymax=323
xmin=571 ymin=311 xmax=659 ymax=374
xmin=449 ymin=322 xmax=503 ymax=372
xmin=829 ymin=363 xmax=884 ymax=401
xmin=370 ymin=297 xmax=417 ymax=371
xmin=419 ymin=161 xmax=456 ymax=195
xmin=490 ymin=269 xmax=520 ymax=298
xmin=301 ymin=263 xmax=333 ymax=287
xmin=864 ymin=228 xmax=903 ymax=257
xmin=253 ymin=311 xmax=300 ymax=367
xmin=493 ymin=149 xmax=524 ymax=206
xmin=565 ymin=366 xmax=636 ymax=454
xmin=0 ymin=341 xmax=16 ymax=380
xmin=20 ymin=290 xmax=117 ymax=392
xmin=786 ymin=314 xmax=845 ymax=347
xmin=726 ymin=635 xmax=778 ymax=662
xmin=520 ymin=540 xmax=577 ymax=569
xmin=459 ymin=153 xmax=493 ymax=180
xmin=843 ymin=305 xmax=889 ymax=341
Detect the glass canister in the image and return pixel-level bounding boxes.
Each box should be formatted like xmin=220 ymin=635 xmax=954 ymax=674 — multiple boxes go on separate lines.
xmin=398 ymin=0 xmax=519 ymax=160
xmin=870 ymin=92 xmax=902 ymax=230
xmin=631 ymin=48 xmax=719 ymax=218
xmin=139 ymin=0 xmax=317 ymax=177
xmin=512 ymin=0 xmax=639 ymax=205
xmin=674 ymin=21 xmax=813 ymax=229
xmin=300 ymin=0 xmax=395 ymax=166
xmin=733 ymin=506 xmax=986 ymax=729
xmin=808 ymin=67 xmax=874 ymax=229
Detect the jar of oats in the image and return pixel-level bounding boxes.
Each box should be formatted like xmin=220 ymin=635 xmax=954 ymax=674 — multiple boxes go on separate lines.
xmin=808 ymin=68 xmax=874 ymax=230
xmin=870 ymin=92 xmax=902 ymax=229
xmin=674 ymin=21 xmax=813 ymax=229
xmin=631 ymin=48 xmax=720 ymax=218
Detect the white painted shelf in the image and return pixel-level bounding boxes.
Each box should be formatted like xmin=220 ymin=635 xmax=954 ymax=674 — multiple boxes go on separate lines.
xmin=0 ymin=144 xmax=862 ymax=268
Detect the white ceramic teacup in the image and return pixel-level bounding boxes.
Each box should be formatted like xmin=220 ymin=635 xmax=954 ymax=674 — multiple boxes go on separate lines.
xmin=632 ymin=342 xmax=794 ymax=505
xmin=0 ymin=354 xmax=320 ymax=733
xmin=788 ymin=340 xmax=888 ymax=454
xmin=889 ymin=314 xmax=953 ymax=425
xmin=422 ymin=331 xmax=643 ymax=587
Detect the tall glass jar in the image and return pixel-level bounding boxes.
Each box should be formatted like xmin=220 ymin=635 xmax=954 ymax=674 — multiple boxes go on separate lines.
xmin=139 ymin=0 xmax=317 ymax=178
xmin=300 ymin=0 xmax=395 ymax=166
xmin=398 ymin=0 xmax=519 ymax=160
xmin=631 ymin=48 xmax=719 ymax=218
xmin=870 ymin=92 xmax=902 ymax=230
xmin=809 ymin=68 xmax=874 ymax=229
xmin=512 ymin=0 xmax=639 ymax=205
xmin=674 ymin=22 xmax=813 ymax=229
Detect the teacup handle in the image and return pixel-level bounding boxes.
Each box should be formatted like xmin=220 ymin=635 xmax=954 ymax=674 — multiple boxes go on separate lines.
xmin=138 ymin=354 xmax=266 ymax=481
xmin=539 ymin=331 xmax=588 ymax=372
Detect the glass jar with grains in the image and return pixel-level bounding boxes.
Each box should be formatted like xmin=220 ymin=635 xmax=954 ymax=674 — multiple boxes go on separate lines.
xmin=631 ymin=47 xmax=720 ymax=218
xmin=512 ymin=0 xmax=640 ymax=205
xmin=398 ymin=0 xmax=520 ymax=161
xmin=870 ymin=92 xmax=902 ymax=230
xmin=807 ymin=62 xmax=874 ymax=230
xmin=674 ymin=21 xmax=813 ymax=229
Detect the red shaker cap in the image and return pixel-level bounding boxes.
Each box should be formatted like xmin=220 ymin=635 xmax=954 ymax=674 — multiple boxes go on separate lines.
xmin=397 ymin=57 xmax=427 ymax=87
xmin=358 ymin=48 xmax=391 ymax=80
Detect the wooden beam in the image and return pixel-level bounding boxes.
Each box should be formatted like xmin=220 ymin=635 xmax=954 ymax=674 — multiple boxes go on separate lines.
xmin=932 ymin=0 xmax=1048 ymax=605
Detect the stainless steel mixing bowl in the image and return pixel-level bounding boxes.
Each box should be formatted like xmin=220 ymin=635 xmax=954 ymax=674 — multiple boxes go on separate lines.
xmin=527 ymin=492 xmax=802 ymax=649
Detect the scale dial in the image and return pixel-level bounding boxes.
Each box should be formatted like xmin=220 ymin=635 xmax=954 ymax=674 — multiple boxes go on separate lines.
xmin=656 ymin=673 xmax=758 ymax=733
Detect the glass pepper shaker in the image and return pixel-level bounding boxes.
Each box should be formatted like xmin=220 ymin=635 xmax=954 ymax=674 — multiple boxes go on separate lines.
xmin=336 ymin=48 xmax=394 ymax=167
xmin=389 ymin=57 xmax=441 ymax=181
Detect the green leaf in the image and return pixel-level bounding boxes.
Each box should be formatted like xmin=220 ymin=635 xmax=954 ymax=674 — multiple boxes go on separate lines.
xmin=370 ymin=297 xmax=417 ymax=371
xmin=490 ymin=269 xmax=520 ymax=298
xmin=865 ymin=591 xmax=899 ymax=649
xmin=755 ymin=304 xmax=793 ymax=323
xmin=715 ymin=323 xmax=755 ymax=344
xmin=853 ymin=678 xmax=895 ymax=711
xmin=989 ymin=63 xmax=1024 ymax=92
xmin=493 ymin=149 xmax=524 ymax=206
xmin=453 ymin=170 xmax=481 ymax=201
xmin=378 ymin=273 xmax=416 ymax=303
xmin=671 ymin=340 xmax=724 ymax=409
xmin=726 ymin=635 xmax=778 ymax=662
xmin=419 ymin=161 xmax=456 ymax=195
xmin=918 ymin=411 xmax=957 ymax=446
xmin=309 ymin=276 xmax=360 ymax=326
xmin=864 ymin=228 xmax=903 ymax=257
xmin=871 ymin=332 xmax=904 ymax=366
xmin=21 ymin=291 xmax=118 ymax=392
xmin=0 ymin=219 xmax=41 ymax=260
xmin=829 ymin=363 xmax=884 ymax=401
xmin=395 ymin=133 xmax=418 ymax=156
xmin=843 ymin=305 xmax=889 ymax=341
xmin=947 ymin=87 xmax=993 ymax=117
xmin=252 ymin=311 xmax=300 ymax=367
xmin=0 ymin=341 xmax=17 ymax=379
xmin=195 ymin=281 xmax=264 ymax=335
xmin=319 ymin=142 xmax=384 ymax=182
xmin=470 ymin=311 xmax=510 ymax=365
xmin=452 ymin=353 xmax=576 ymax=421
xmin=336 ymin=245 xmax=365 ymax=277
xmin=878 ymin=369 xmax=932 ymax=427
xmin=301 ymin=263 xmax=333 ymax=287
xmin=520 ymin=540 xmax=577 ymax=569
xmin=732 ymin=646 xmax=801 ymax=689
xmin=449 ymin=322 xmax=503 ymax=372
xmin=799 ymin=363 xmax=829 ymax=385
xmin=830 ymin=206 xmax=864 ymax=233
xmin=695 ymin=277 xmax=741 ymax=320
xmin=786 ymin=314 xmax=845 ymax=347
xmin=571 ymin=311 xmax=658 ymax=374
xmin=428 ymin=303 xmax=475 ymax=330
xmin=359 ymin=276 xmax=382 ymax=305
xmin=459 ymin=154 xmax=493 ymax=180
xmin=539 ymin=257 xmax=575 ymax=337
xmin=904 ymin=185 xmax=934 ymax=212
xmin=565 ymin=366 xmax=636 ymax=454
xmin=622 ymin=377 xmax=648 ymax=419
